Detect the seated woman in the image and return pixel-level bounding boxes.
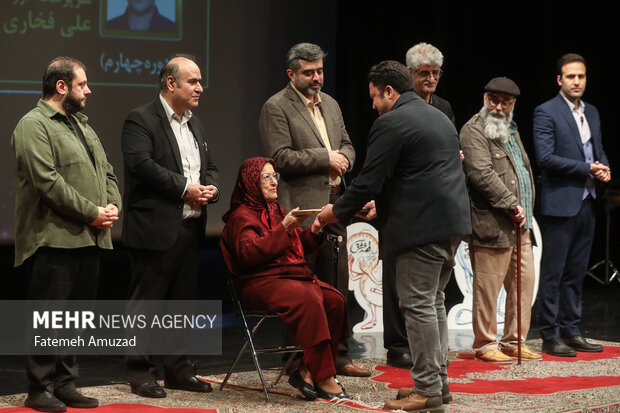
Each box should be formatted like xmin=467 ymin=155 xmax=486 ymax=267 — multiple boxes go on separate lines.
xmin=220 ymin=157 xmax=351 ymax=401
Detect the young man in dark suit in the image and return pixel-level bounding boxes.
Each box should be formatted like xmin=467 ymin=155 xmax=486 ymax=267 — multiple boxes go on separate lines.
xmin=533 ymin=53 xmax=610 ymax=357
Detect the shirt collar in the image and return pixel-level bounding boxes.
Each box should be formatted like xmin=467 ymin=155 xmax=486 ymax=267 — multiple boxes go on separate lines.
xmin=159 ymin=93 xmax=192 ymax=123
xmin=38 ymin=98 xmax=88 ymax=123
xmin=560 ymin=92 xmax=585 ymax=114
xmin=290 ymin=82 xmax=322 ymax=108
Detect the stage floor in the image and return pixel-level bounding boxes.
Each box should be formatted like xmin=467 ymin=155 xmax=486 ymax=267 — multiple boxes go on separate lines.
xmin=0 ymin=278 xmax=618 ymax=397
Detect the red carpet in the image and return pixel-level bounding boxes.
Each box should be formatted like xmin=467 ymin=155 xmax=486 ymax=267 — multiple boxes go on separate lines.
xmin=0 ymin=405 xmax=217 ymax=413
xmin=372 ymin=344 xmax=620 ymax=395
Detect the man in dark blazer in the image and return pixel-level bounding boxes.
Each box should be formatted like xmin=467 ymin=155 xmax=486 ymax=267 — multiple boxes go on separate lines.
xmin=382 ymin=41 xmax=458 ymax=369
xmin=121 ymin=55 xmax=219 ymax=398
xmin=318 ymin=60 xmax=471 ymax=413
xmin=533 ymin=53 xmax=610 ymax=357
xmin=259 ymin=43 xmax=369 ymax=377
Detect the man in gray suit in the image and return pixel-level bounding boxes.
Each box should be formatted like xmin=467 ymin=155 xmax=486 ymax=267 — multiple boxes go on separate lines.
xmin=259 ymin=42 xmax=369 ymax=377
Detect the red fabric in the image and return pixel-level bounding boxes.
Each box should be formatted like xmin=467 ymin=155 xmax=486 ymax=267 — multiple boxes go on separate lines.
xmin=220 ymin=157 xmax=350 ymax=381
xmin=372 ymin=345 xmax=620 ymax=394
xmin=223 ymin=157 xmax=303 ymax=264
xmin=0 ymin=405 xmax=217 ymax=412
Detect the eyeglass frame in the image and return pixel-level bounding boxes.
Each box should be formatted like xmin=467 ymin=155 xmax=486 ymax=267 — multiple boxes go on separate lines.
xmin=260 ymin=172 xmax=280 ymax=183
xmin=486 ymin=92 xmax=516 ymax=108
xmin=414 ymin=68 xmax=443 ymax=79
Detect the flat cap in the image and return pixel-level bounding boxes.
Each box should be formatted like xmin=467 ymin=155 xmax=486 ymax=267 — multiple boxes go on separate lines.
xmin=484 ymin=77 xmax=520 ymax=97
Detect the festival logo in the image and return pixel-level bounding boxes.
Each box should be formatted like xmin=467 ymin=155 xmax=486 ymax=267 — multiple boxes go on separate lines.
xmin=346 ymin=222 xmax=383 ymax=333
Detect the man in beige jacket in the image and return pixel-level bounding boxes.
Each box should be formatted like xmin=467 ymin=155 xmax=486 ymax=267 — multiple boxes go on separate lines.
xmin=259 ymin=42 xmax=369 ymax=378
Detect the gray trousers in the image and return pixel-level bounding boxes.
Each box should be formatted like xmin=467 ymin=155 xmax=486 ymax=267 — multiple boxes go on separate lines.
xmin=395 ymin=237 xmax=460 ymax=396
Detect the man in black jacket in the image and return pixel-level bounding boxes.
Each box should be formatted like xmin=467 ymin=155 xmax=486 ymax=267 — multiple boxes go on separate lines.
xmin=318 ymin=60 xmax=470 ymax=413
xmin=121 ymin=54 xmax=219 ymax=398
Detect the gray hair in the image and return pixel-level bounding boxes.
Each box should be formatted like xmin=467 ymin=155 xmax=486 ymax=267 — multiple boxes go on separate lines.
xmin=286 ymin=43 xmax=327 ymax=71
xmin=405 ymin=42 xmax=444 ymax=71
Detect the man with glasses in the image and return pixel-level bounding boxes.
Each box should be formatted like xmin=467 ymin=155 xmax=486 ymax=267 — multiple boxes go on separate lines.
xmin=259 ymin=42 xmax=369 ymax=377
xmin=406 ymin=42 xmax=455 ymax=125
xmin=533 ymin=53 xmax=609 ymax=357
xmin=460 ymin=77 xmax=541 ymax=363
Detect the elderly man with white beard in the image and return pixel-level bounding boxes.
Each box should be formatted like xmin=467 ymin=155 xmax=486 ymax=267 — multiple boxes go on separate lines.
xmin=460 ymin=77 xmax=542 ymax=363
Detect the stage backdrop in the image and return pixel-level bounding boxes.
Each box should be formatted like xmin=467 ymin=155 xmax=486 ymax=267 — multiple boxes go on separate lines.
xmin=0 ymin=0 xmax=339 ymax=242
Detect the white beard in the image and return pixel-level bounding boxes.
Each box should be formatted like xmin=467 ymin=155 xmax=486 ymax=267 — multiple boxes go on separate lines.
xmin=479 ymin=105 xmax=513 ymax=143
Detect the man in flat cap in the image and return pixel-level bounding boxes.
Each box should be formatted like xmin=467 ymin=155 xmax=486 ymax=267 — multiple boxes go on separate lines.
xmin=460 ymin=77 xmax=541 ymax=363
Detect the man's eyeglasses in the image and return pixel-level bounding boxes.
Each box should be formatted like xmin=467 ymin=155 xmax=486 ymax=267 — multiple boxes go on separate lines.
xmin=487 ymin=93 xmax=515 ymax=108
xmin=415 ymin=69 xmax=443 ymax=79
xmin=260 ymin=172 xmax=280 ymax=183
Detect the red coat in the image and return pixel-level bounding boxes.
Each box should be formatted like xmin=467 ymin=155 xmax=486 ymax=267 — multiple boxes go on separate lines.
xmin=221 ymin=205 xmax=348 ymax=348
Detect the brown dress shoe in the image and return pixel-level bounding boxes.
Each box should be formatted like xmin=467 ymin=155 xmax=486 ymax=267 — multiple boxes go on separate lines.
xmin=336 ymin=363 xmax=371 ymax=377
xmin=397 ymin=383 xmax=452 ymax=404
xmin=384 ymin=393 xmax=444 ymax=412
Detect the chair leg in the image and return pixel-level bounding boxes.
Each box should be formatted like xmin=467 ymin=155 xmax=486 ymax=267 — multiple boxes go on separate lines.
xmin=222 ymin=310 xmax=272 ymax=402
xmin=247 ymin=334 xmax=271 ymax=402
xmin=219 ymin=338 xmax=251 ymax=390
xmin=273 ymin=351 xmax=299 ymax=387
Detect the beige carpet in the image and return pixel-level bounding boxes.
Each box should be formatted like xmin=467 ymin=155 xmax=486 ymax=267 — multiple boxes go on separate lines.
xmin=1 ymin=340 xmax=619 ymax=412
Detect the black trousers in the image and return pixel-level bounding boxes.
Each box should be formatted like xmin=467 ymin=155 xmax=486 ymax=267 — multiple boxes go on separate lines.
xmin=305 ymin=192 xmax=352 ymax=369
xmin=382 ymin=250 xmax=410 ymax=355
xmin=538 ymin=198 xmax=597 ymax=340
xmin=125 ymin=219 xmax=201 ymax=384
xmin=26 ymin=246 xmax=100 ymax=395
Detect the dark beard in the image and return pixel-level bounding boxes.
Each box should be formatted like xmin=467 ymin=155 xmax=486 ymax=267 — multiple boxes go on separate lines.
xmin=62 ymin=89 xmax=83 ymax=114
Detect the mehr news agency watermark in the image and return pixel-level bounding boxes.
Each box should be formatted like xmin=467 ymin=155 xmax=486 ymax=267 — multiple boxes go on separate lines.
xmin=0 ymin=300 xmax=222 ymax=355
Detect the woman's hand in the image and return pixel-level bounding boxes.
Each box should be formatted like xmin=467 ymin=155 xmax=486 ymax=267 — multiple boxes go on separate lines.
xmin=282 ymin=207 xmax=306 ymax=231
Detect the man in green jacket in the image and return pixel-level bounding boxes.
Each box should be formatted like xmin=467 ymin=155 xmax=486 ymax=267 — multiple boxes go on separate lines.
xmin=12 ymin=57 xmax=121 ymax=412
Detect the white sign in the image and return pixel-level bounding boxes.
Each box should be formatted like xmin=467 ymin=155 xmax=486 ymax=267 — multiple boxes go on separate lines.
xmin=346 ymin=222 xmax=384 ymax=333
xmin=447 ymin=219 xmax=542 ymax=330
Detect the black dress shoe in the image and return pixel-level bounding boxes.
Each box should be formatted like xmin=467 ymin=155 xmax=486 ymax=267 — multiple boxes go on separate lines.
xmin=315 ymin=382 xmax=350 ymax=400
xmin=164 ymin=376 xmax=212 ymax=393
xmin=387 ymin=351 xmax=413 ymax=369
xmin=542 ymin=337 xmax=577 ymax=357
xmin=54 ymin=387 xmax=98 ymax=408
xmin=130 ymin=382 xmax=167 ymax=398
xmin=24 ymin=391 xmax=67 ymax=412
xmin=562 ymin=336 xmax=604 ymax=353
xmin=288 ymin=370 xmax=317 ymax=400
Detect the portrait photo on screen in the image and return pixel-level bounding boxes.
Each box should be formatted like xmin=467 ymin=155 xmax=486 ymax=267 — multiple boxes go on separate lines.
xmin=101 ymin=0 xmax=181 ymax=40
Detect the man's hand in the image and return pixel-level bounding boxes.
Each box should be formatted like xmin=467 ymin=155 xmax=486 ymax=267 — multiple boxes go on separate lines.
xmin=591 ymin=161 xmax=611 ymax=183
xmin=282 ymin=207 xmax=306 ymax=231
xmin=183 ymin=183 xmax=211 ymax=205
xmin=202 ymin=185 xmax=219 ymax=202
xmin=356 ymin=200 xmax=377 ymax=220
xmin=510 ymin=205 xmax=526 ymax=228
xmin=317 ymin=204 xmax=338 ymax=227
xmin=310 ymin=216 xmax=323 ymax=234
xmin=90 ymin=204 xmax=119 ymax=229
xmin=329 ymin=151 xmax=349 ymax=177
